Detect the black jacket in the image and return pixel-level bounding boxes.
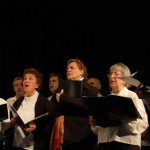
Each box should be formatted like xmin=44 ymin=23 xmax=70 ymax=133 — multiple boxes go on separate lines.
xmin=48 ymin=80 xmax=98 ymax=150
xmin=5 ymin=93 xmax=52 ymax=150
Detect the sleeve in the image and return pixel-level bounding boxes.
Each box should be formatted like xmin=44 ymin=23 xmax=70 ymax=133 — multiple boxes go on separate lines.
xmin=121 ymin=94 xmax=149 ymax=135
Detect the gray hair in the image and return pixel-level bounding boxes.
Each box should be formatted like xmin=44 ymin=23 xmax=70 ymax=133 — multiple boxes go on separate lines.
xmin=110 ymin=62 xmax=131 ymax=88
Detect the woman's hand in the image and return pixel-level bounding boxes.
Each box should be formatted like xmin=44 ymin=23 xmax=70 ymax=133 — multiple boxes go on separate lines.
xmin=56 ymin=89 xmax=64 ymax=102
xmin=24 ymin=121 xmax=36 ymax=134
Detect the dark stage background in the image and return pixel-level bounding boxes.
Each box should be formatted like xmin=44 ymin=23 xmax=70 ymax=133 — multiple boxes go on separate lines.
xmin=0 ymin=1 xmax=150 ymax=99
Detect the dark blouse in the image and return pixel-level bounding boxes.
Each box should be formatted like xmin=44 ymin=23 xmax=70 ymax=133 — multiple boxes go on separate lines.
xmin=47 ymin=79 xmax=98 ymax=149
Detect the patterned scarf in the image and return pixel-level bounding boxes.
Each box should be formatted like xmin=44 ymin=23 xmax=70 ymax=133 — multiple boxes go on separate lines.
xmin=50 ymin=115 xmax=64 ymax=150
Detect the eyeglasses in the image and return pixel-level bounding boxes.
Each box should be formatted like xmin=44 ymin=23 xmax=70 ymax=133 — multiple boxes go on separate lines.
xmin=108 ymin=72 xmax=123 ymax=77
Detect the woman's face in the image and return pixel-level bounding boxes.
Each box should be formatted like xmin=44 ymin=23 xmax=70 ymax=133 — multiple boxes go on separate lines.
xmin=66 ymin=62 xmax=84 ymax=80
xmin=108 ymin=67 xmax=125 ymax=91
xmin=23 ymin=73 xmax=39 ymax=96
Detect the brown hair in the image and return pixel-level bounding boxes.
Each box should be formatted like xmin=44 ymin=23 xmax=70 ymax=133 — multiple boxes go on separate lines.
xmin=23 ymin=68 xmax=43 ymax=91
xmin=67 ymin=58 xmax=88 ymax=80
xmin=49 ymin=73 xmax=63 ymax=81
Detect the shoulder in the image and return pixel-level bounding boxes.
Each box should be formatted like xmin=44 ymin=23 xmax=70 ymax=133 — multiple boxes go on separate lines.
xmin=0 ymin=98 xmax=6 ymax=104
xmin=127 ymin=89 xmax=138 ymax=98
xmin=6 ymin=96 xmax=16 ymax=102
xmin=37 ymin=93 xmax=49 ymax=103
xmin=13 ymin=96 xmax=24 ymax=109
xmin=122 ymin=87 xmax=137 ymax=97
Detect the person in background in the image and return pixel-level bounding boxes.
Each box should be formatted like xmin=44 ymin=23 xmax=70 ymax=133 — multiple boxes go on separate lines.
xmin=5 ymin=68 xmax=51 ymax=150
xmin=135 ymin=85 xmax=150 ymax=150
xmin=90 ymin=62 xmax=149 ymax=150
xmin=87 ymin=77 xmax=102 ymax=149
xmin=2 ymin=77 xmax=24 ymax=150
xmin=47 ymin=73 xmax=63 ymax=101
xmin=48 ymin=58 xmax=98 ymax=150
xmin=87 ymin=77 xmax=102 ymax=96
xmin=7 ymin=77 xmax=24 ymax=106
xmin=0 ymin=98 xmax=10 ymax=150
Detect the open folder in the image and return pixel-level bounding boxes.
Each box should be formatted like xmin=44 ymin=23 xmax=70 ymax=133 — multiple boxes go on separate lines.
xmin=0 ymin=103 xmax=8 ymax=122
xmin=82 ymin=95 xmax=141 ymax=127
xmin=9 ymin=105 xmax=49 ymax=128
xmin=118 ymin=76 xmax=142 ymax=87
xmin=58 ymin=80 xmax=83 ymax=98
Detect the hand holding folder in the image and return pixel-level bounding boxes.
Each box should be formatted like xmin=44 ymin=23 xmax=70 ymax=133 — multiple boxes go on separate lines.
xmin=9 ymin=105 xmax=49 ymax=126
xmin=83 ymin=95 xmax=141 ymax=127
xmin=9 ymin=105 xmax=49 ymax=136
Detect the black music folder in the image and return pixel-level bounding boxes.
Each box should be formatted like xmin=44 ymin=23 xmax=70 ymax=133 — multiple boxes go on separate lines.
xmin=58 ymin=80 xmax=83 ymax=98
xmin=82 ymin=95 xmax=141 ymax=127
xmin=0 ymin=103 xmax=8 ymax=122
xmin=9 ymin=105 xmax=49 ymax=127
xmin=9 ymin=105 xmax=49 ymax=136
